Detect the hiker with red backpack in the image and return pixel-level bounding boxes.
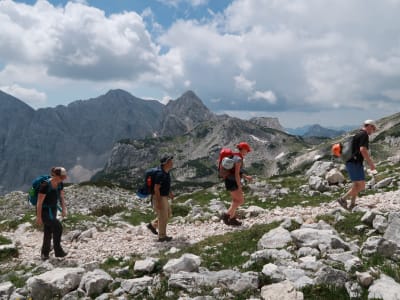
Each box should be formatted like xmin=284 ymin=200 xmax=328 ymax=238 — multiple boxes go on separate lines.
xmin=36 ymin=167 xmax=68 ymax=260
xmin=219 ymin=142 xmax=252 ymax=226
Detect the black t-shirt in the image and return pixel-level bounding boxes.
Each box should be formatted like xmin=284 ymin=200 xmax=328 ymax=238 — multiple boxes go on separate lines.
xmin=349 ymin=130 xmax=369 ymax=163
xmin=154 ymin=168 xmax=171 ymax=196
xmin=38 ymin=180 xmax=63 ymax=207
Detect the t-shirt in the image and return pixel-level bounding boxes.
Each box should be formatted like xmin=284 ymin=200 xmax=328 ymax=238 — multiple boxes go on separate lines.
xmin=38 ymin=180 xmax=63 ymax=207
xmin=154 ymin=168 xmax=171 ymax=196
xmin=349 ymin=130 xmax=369 ymax=163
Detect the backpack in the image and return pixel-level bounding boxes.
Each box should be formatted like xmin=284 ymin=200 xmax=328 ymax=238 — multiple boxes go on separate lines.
xmin=136 ymin=166 xmax=161 ymax=198
xmin=218 ymin=148 xmax=241 ymax=178
xmin=27 ymin=175 xmax=62 ymax=206
xmin=28 ymin=175 xmax=51 ymax=206
xmin=331 ymin=136 xmax=354 ymax=162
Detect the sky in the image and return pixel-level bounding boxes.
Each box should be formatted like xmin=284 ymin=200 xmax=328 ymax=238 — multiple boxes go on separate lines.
xmin=1 ymin=0 xmax=399 ymax=128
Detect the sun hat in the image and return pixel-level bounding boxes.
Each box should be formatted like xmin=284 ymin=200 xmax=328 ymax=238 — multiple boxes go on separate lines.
xmin=160 ymin=155 xmax=174 ymax=165
xmin=236 ymin=142 xmax=251 ymax=152
xmin=364 ymin=119 xmax=377 ymax=130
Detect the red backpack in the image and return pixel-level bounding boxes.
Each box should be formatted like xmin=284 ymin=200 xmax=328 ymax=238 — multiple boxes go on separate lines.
xmin=218 ymin=148 xmax=241 ymax=178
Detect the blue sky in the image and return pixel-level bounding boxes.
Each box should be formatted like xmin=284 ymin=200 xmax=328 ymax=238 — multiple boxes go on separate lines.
xmin=1 ymin=0 xmax=400 ymax=127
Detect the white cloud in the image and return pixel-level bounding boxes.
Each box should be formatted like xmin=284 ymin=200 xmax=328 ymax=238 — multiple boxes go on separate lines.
xmin=250 ymin=90 xmax=277 ymax=104
xmin=0 ymin=84 xmax=47 ymax=108
xmin=1 ymin=0 xmax=400 ymax=126
xmin=234 ymin=74 xmax=254 ymax=92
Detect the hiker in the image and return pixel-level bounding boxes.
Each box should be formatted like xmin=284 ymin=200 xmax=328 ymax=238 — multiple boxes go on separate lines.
xmin=36 ymin=167 xmax=68 ymax=260
xmin=337 ymin=120 xmax=377 ymax=211
xmin=148 ymin=155 xmax=174 ymax=242
xmin=221 ymin=142 xmax=252 ymax=226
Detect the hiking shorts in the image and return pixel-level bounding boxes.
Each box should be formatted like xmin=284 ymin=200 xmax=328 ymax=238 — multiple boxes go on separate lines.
xmin=224 ymin=177 xmax=238 ymax=191
xmin=346 ymin=161 xmax=365 ymax=181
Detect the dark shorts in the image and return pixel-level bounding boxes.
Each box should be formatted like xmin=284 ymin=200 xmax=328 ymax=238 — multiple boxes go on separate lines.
xmin=224 ymin=177 xmax=238 ymax=191
xmin=346 ymin=161 xmax=365 ymax=181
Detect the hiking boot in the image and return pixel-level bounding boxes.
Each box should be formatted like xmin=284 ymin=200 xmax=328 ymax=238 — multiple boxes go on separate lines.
xmin=221 ymin=213 xmax=230 ymax=225
xmin=337 ymin=197 xmax=348 ymax=209
xmin=158 ymin=236 xmax=173 ymax=242
xmin=55 ymin=250 xmax=68 ymax=258
xmin=227 ymin=217 xmax=242 ymax=226
xmin=41 ymin=253 xmax=49 ymax=261
xmin=147 ymin=223 xmax=158 ymax=235
xmin=348 ymin=203 xmax=357 ymax=211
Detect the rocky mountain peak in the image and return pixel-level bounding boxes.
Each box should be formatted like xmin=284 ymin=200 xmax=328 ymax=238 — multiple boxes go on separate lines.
xmin=249 ymin=117 xmax=284 ymax=131
xmin=159 ymin=90 xmax=216 ymax=136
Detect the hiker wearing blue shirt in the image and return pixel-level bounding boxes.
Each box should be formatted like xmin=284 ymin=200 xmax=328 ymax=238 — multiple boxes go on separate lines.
xmin=148 ymin=155 xmax=174 ymax=242
xmin=36 ymin=167 xmax=68 ymax=260
xmin=337 ymin=120 xmax=377 ymax=211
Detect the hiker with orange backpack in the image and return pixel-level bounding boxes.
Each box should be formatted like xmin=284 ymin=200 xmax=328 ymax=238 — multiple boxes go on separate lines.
xmin=337 ymin=120 xmax=377 ymax=211
xmin=219 ymin=142 xmax=252 ymax=226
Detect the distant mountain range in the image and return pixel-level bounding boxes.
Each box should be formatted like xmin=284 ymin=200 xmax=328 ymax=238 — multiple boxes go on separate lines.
xmin=1 ymin=88 xmax=399 ymax=195
xmin=286 ymin=124 xmax=355 ymax=137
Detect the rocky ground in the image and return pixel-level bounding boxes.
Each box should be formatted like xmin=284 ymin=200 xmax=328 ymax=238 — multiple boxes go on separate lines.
xmin=4 ymin=188 xmax=400 ymax=266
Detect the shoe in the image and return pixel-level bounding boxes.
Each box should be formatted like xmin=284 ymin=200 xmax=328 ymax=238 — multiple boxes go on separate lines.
xmin=41 ymin=253 xmax=49 ymax=261
xmin=158 ymin=236 xmax=173 ymax=242
xmin=348 ymin=203 xmax=357 ymax=211
xmin=221 ymin=213 xmax=230 ymax=225
xmin=228 ymin=217 xmax=242 ymax=226
xmin=337 ymin=197 xmax=348 ymax=209
xmin=55 ymin=250 xmax=68 ymax=258
xmin=147 ymin=223 xmax=158 ymax=235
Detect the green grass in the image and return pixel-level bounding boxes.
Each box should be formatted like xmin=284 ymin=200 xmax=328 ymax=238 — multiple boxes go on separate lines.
xmin=173 ymin=222 xmax=280 ymax=271
xmin=0 ymin=244 xmax=18 ymax=262
xmin=62 ymin=214 xmax=97 ymax=231
xmin=0 ymin=235 xmax=12 ymax=245
xmin=92 ymin=204 xmax=126 ymax=217
xmin=122 ymin=210 xmax=155 ymax=226
xmin=302 ymin=284 xmax=369 ymax=300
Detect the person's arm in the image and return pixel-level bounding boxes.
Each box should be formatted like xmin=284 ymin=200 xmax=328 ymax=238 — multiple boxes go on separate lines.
xmin=360 ymin=146 xmax=375 ymax=170
xmin=234 ymin=162 xmax=242 ymax=190
xmin=60 ymin=189 xmax=67 ymax=218
xmin=36 ymin=193 xmax=45 ymax=226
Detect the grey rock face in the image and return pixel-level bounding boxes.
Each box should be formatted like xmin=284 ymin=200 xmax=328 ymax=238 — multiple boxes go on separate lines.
xmin=26 ymin=267 xmax=85 ymax=300
xmin=79 ymin=269 xmax=113 ymax=297
xmin=258 ymin=226 xmax=292 ymax=250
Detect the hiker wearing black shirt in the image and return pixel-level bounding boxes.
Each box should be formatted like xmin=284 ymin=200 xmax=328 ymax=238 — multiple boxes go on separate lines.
xmin=36 ymin=167 xmax=68 ymax=260
xmin=150 ymin=155 xmax=174 ymax=242
xmin=221 ymin=142 xmax=253 ymax=226
xmin=337 ymin=120 xmax=377 ymax=211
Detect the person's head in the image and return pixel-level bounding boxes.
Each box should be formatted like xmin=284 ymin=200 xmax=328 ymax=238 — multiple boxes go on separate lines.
xmin=51 ymin=166 xmax=67 ymax=181
xmin=236 ymin=142 xmax=251 ymax=156
xmin=363 ymin=119 xmax=377 ymax=135
xmin=160 ymin=154 xmax=174 ymax=170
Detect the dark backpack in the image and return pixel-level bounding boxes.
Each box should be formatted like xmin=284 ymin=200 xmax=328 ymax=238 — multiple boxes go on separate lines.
xmin=28 ymin=175 xmax=62 ymax=206
xmin=136 ymin=166 xmax=161 ymax=198
xmin=332 ymin=136 xmax=354 ymax=163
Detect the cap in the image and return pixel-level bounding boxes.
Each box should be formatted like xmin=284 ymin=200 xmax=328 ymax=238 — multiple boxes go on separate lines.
xmin=364 ymin=119 xmax=377 ymax=130
xmin=236 ymin=142 xmax=251 ymax=152
xmin=53 ymin=167 xmax=67 ymax=177
xmin=160 ymin=155 xmax=174 ymax=165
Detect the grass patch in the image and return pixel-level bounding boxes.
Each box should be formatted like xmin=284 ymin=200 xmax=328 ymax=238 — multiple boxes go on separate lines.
xmin=174 ymin=222 xmax=280 ymax=271
xmin=0 ymin=213 xmax=36 ymax=232
xmin=0 ymin=245 xmax=18 ymax=262
xmin=92 ymin=205 xmax=126 ymax=217
xmin=302 ymin=284 xmax=368 ymax=299
xmin=122 ymin=210 xmax=155 ymax=226
xmin=62 ymin=214 xmax=97 ymax=231
xmin=175 ymin=190 xmax=220 ymax=207
xmin=0 ymin=235 xmax=12 ymax=245
xmin=363 ymin=254 xmax=400 ymax=283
